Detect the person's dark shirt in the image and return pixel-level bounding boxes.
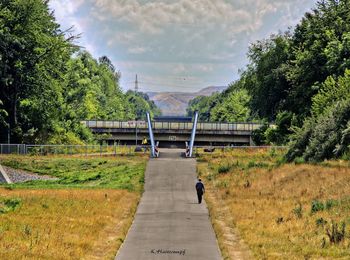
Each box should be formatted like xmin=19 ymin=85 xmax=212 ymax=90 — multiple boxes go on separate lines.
xmin=195 ymin=182 xmax=205 ymax=193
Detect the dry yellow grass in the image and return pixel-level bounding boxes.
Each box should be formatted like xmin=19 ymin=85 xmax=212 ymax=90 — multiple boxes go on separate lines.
xmin=0 ymin=189 xmax=139 ymax=259
xmin=198 ymin=148 xmax=350 ymax=259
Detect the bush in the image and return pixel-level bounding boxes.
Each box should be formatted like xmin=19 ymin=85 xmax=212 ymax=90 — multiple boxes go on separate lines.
xmin=311 ymin=200 xmax=325 ymax=214
xmin=294 ymin=157 xmax=305 ymax=164
xmin=251 ymin=123 xmax=269 ymax=145
xmin=326 ymin=221 xmax=346 ymax=244
xmin=325 ymin=199 xmax=338 ymax=210
xmin=0 ymin=198 xmax=22 ymax=214
xmin=218 ymin=164 xmax=231 ymax=174
xmin=316 ymin=218 xmax=327 ymax=227
xmin=285 ymin=118 xmax=316 ymax=162
xmin=293 ymin=203 xmax=303 ymax=218
xmin=286 ymin=71 xmax=350 ymax=162
xmin=247 ymin=161 xmax=269 ymax=168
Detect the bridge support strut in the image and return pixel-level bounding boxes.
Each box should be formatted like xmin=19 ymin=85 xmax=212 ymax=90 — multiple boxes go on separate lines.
xmin=188 ymin=111 xmax=199 ymax=157
xmin=146 ymin=112 xmax=157 ymax=157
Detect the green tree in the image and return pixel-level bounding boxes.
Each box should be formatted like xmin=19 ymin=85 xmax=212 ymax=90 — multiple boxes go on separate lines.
xmin=0 ymin=99 xmax=8 ymax=127
xmin=186 ymin=93 xmax=221 ymax=122
xmin=0 ymin=0 xmax=74 ymax=143
xmin=286 ymin=0 xmax=350 ymax=117
xmin=244 ymin=34 xmax=291 ymax=120
xmin=125 ymin=90 xmax=161 ymax=120
xmin=286 ymin=69 xmax=350 ymax=161
xmin=311 ymin=69 xmax=350 ymax=117
xmin=210 ymin=89 xmax=251 ymax=122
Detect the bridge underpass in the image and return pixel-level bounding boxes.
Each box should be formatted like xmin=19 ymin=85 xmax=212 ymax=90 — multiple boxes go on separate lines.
xmin=82 ymin=119 xmax=267 ymax=148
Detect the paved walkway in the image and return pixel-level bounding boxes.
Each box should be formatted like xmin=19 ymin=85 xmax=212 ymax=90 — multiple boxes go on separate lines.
xmin=116 ymin=149 xmax=222 ymax=260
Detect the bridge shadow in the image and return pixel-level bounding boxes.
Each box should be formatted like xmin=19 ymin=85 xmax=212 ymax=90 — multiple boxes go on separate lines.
xmin=157 ymin=149 xmax=184 ymax=159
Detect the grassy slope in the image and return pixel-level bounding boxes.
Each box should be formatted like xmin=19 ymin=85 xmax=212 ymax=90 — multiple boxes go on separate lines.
xmin=0 ymin=155 xmax=147 ymax=259
xmin=0 ymin=155 xmax=147 ymax=190
xmin=197 ymin=148 xmax=350 ymax=259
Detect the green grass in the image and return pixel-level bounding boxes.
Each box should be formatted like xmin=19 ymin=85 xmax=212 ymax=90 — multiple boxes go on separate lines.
xmin=0 ymin=155 xmax=147 ymax=191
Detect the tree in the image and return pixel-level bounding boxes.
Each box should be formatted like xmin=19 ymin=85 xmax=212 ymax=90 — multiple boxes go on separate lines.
xmin=210 ymin=89 xmax=251 ymax=122
xmin=0 ymin=100 xmax=8 ymax=127
xmin=286 ymin=0 xmax=350 ymax=117
xmin=244 ymin=34 xmax=291 ymax=120
xmin=186 ymin=93 xmax=221 ymax=122
xmin=0 ymin=0 xmax=75 ymax=143
xmin=286 ymin=69 xmax=350 ymax=161
xmin=125 ymin=91 xmax=161 ymax=120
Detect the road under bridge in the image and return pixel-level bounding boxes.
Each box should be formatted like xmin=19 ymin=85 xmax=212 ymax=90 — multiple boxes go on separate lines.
xmin=82 ymin=119 xmax=268 ymax=148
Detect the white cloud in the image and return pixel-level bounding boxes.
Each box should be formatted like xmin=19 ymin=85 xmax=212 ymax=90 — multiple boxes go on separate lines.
xmin=128 ymin=46 xmax=150 ymax=54
xmin=50 ymin=0 xmax=317 ymax=92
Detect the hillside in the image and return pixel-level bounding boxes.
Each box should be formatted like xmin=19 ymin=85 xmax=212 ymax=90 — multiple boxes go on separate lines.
xmin=147 ymin=86 xmax=226 ymax=116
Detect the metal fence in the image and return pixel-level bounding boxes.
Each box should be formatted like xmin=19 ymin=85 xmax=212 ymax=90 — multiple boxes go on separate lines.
xmin=0 ymin=144 xmax=137 ymax=156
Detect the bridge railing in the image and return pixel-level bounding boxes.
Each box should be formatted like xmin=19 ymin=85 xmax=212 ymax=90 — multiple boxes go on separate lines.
xmin=82 ymin=120 xmax=270 ymax=132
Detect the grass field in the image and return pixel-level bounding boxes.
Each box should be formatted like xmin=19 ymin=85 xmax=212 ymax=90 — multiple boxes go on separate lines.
xmin=0 ymin=154 xmax=147 ymax=259
xmin=0 ymin=155 xmax=147 ymax=190
xmin=197 ymin=148 xmax=350 ymax=259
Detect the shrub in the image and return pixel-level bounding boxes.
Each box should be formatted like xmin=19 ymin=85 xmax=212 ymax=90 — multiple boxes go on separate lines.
xmin=218 ymin=164 xmax=231 ymax=174
xmin=294 ymin=157 xmax=305 ymax=164
xmin=251 ymin=123 xmax=269 ymax=145
xmin=293 ymin=203 xmax=303 ymax=218
xmin=0 ymin=198 xmax=22 ymax=214
xmin=311 ymin=200 xmax=325 ymax=214
xmin=247 ymin=161 xmax=269 ymax=169
xmin=326 ymin=221 xmax=346 ymax=244
xmin=316 ymin=218 xmax=328 ymax=227
xmin=325 ymin=199 xmax=338 ymax=210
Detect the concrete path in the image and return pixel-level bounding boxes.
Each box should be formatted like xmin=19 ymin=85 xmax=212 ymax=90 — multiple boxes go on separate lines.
xmin=116 ymin=149 xmax=222 ymax=260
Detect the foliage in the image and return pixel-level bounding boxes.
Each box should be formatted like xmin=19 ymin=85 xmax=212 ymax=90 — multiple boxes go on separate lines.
xmin=244 ymin=34 xmax=291 ymax=120
xmin=0 ymin=0 xmax=160 ymax=144
xmin=0 ymin=198 xmax=21 ymax=214
xmin=186 ymin=93 xmax=221 ymax=122
xmin=0 ymin=0 xmax=75 ymax=143
xmin=251 ymin=123 xmax=269 ymax=145
xmin=217 ymin=164 xmax=231 ymax=174
xmin=287 ymin=97 xmax=350 ymax=162
xmin=311 ymin=200 xmax=325 ymax=214
xmin=265 ymin=111 xmax=295 ymax=145
xmin=326 ymin=221 xmax=346 ymax=244
xmin=191 ymin=0 xmax=350 ymax=153
xmin=293 ymin=203 xmax=303 ymax=219
xmin=210 ymin=89 xmax=251 ymax=122
xmin=125 ymin=90 xmax=161 ymax=120
xmin=311 ymin=69 xmax=350 ymax=117
xmin=0 ymin=100 xmax=8 ymax=127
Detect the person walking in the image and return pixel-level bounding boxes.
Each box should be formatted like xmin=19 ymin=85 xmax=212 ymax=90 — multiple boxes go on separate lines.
xmin=195 ymin=179 xmax=205 ymax=204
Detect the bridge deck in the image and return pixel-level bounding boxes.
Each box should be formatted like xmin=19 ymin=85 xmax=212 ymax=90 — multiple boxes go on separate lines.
xmin=82 ymin=120 xmax=267 ymax=132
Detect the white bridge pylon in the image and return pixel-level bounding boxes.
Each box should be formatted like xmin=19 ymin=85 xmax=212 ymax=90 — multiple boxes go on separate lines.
xmin=186 ymin=111 xmax=199 ymax=158
xmin=146 ymin=112 xmax=158 ymax=158
xmin=146 ymin=112 xmax=199 ymax=158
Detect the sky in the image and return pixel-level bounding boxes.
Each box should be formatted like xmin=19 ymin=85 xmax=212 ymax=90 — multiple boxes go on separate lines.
xmin=49 ymin=0 xmax=318 ymax=93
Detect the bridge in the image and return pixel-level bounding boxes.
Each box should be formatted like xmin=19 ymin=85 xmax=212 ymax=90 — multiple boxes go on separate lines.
xmin=82 ymin=118 xmax=268 ymax=148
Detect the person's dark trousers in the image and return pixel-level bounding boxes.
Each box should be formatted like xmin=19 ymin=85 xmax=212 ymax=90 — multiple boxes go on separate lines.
xmin=197 ymin=191 xmax=203 ymax=204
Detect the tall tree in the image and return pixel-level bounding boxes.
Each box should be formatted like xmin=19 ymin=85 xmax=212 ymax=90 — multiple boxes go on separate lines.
xmin=0 ymin=0 xmax=74 ymax=142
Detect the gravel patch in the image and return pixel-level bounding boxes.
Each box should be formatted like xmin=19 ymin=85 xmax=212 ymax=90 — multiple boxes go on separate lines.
xmin=2 ymin=166 xmax=58 ymax=183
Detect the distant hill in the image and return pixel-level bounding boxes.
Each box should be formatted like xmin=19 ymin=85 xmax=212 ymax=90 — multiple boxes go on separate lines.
xmin=147 ymin=86 xmax=226 ymax=116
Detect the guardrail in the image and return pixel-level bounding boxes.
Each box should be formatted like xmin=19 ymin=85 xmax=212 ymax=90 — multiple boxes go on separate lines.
xmin=0 ymin=144 xmax=138 ymax=156
xmin=82 ymin=120 xmax=270 ymax=132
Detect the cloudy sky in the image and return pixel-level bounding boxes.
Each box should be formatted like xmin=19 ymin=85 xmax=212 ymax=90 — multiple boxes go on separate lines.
xmin=49 ymin=0 xmax=317 ymax=92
